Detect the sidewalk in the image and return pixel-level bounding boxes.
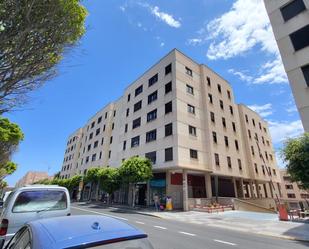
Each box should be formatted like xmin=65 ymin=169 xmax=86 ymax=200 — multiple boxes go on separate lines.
xmin=143 ymin=210 xmax=309 ymax=242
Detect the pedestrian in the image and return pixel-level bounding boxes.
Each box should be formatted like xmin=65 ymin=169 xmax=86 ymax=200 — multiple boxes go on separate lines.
xmin=154 ymin=193 xmax=160 ymax=211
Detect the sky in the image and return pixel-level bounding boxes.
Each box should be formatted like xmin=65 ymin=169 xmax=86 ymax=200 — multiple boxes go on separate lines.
xmin=5 ymin=0 xmax=304 ymax=186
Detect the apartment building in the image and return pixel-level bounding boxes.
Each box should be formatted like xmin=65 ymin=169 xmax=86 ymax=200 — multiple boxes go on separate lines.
xmin=264 ymin=0 xmax=309 ymax=132
xmin=280 ymin=170 xmax=309 ymax=209
xmin=15 ymin=171 xmax=50 ymax=188
xmin=60 ymin=49 xmax=281 ymax=210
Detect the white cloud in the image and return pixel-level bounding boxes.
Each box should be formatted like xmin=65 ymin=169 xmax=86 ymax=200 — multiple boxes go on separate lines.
xmin=120 ymin=6 xmax=126 ymax=12
xmin=275 ymin=151 xmax=285 ymax=168
xmin=160 ymin=42 xmax=165 ymax=47
xmin=150 ymin=6 xmax=181 ymax=28
xmin=268 ymin=120 xmax=304 ymax=144
xmin=248 ymin=103 xmax=273 ymax=118
xmin=187 ymin=38 xmax=203 ymax=46
xmin=228 ymin=69 xmax=253 ymax=82
xmin=286 ymin=106 xmax=297 ymax=113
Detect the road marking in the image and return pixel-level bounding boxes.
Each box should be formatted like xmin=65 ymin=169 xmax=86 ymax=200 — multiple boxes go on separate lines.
xmin=71 ymin=206 xmax=128 ymax=221
xmin=179 ymin=231 xmax=196 ymax=236
xmin=214 ymin=239 xmax=236 ymax=246
xmin=135 ymin=221 xmax=145 ymax=224
xmin=153 ymin=225 xmax=167 ymax=230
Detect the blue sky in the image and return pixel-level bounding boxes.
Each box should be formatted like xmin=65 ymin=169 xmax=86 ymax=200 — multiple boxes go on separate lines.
xmin=5 ymin=0 xmax=304 ymax=186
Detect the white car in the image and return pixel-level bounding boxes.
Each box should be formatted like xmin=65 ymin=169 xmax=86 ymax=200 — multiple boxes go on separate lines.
xmin=0 ymin=185 xmax=70 ymax=247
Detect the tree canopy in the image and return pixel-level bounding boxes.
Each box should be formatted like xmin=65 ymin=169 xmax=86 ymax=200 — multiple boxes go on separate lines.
xmin=99 ymin=167 xmax=120 ymax=195
xmin=0 ymin=0 xmax=87 ymax=113
xmin=281 ymin=133 xmax=309 ymax=189
xmin=118 ymin=157 xmax=153 ymax=185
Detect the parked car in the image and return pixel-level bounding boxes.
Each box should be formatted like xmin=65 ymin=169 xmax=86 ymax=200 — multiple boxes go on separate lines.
xmin=0 ymin=185 xmax=70 ymax=247
xmin=1 ymin=215 xmax=154 ymax=249
xmin=0 ymin=191 xmax=12 ymax=209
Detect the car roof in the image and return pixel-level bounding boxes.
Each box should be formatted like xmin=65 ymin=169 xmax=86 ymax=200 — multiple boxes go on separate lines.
xmin=15 ymin=185 xmax=67 ymax=191
xmin=29 ymin=215 xmax=147 ymax=248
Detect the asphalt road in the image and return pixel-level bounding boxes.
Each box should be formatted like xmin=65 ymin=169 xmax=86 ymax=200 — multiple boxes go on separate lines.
xmin=71 ymin=203 xmax=309 ymax=249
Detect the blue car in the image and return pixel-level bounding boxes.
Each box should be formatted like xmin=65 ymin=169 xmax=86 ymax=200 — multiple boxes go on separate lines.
xmin=2 ymin=215 xmax=154 ymax=249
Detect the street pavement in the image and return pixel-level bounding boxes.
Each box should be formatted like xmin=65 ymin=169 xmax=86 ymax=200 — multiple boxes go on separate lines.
xmin=71 ymin=203 xmax=309 ymax=249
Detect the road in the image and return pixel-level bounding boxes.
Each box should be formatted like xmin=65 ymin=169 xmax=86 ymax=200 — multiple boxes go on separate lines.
xmin=71 ymin=203 xmax=309 ymax=249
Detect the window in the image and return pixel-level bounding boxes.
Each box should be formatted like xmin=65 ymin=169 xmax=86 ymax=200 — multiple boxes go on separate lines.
xmin=210 ymin=112 xmax=215 ymax=123
xmin=12 ymin=191 xmax=67 ymax=213
xmin=262 ymin=136 xmax=265 ymax=144
xmin=189 ymin=125 xmax=197 ymax=136
xmin=92 ymin=153 xmax=96 ymax=161
xmin=254 ymin=163 xmax=258 ymax=174
xmin=89 ymin=133 xmax=93 ymax=140
xmin=232 ymin=122 xmax=236 ymax=132
xmin=96 ymin=128 xmax=100 ymax=136
xmin=224 ymin=136 xmax=229 ymax=147
xmin=125 ymin=124 xmax=128 ymax=133
xmin=135 ymin=85 xmax=143 ymax=96
xmin=91 ymin=121 xmax=95 ymax=128
xmin=86 ymin=156 xmax=89 ymax=163
xmin=238 ymin=159 xmax=242 ymax=170
xmin=112 ymin=123 xmax=114 ymax=130
xmin=251 ymin=146 xmax=255 ymax=156
xmin=207 ymin=77 xmax=211 ymax=86
xmin=101 ymin=137 xmax=104 ymax=145
xmin=165 ymin=101 xmax=172 ymax=114
xmin=215 ymin=153 xmax=220 ymax=166
xmin=273 ymin=169 xmax=276 ymax=176
xmin=222 ymin=117 xmax=226 ymax=128
xmin=165 ymin=63 xmax=172 ymax=75
xmin=147 ymin=109 xmax=157 ymax=122
xmin=103 ymin=125 xmax=106 ymax=131
xmin=165 ymin=123 xmax=173 ymax=136
xmin=217 ymin=84 xmax=222 ymax=93
xmin=186 ymin=84 xmax=194 ymax=95
xmin=134 ymin=100 xmax=142 ymax=112
xmin=148 ymin=74 xmax=158 ymax=87
xmin=269 ymin=154 xmax=273 ymax=161
xmin=110 ymin=136 xmax=113 ymax=144
xmin=227 ymin=156 xmax=232 ymax=168
xmin=259 ymin=122 xmax=262 ymax=130
xmin=165 ymin=147 xmax=173 ymax=161
xmin=145 ymin=151 xmax=156 ymax=164
xmin=287 ymin=193 xmax=296 ymax=198
xmin=146 ymin=129 xmax=157 ymax=142
xmin=286 ymin=184 xmax=293 ymax=190
xmin=126 ymin=108 xmax=129 ymax=117
xmin=227 ymin=90 xmax=231 ymax=100
xmin=127 ymin=93 xmax=131 ymax=102
xmin=185 ymin=67 xmax=192 ymax=76
xmin=208 ymin=94 xmax=213 ymax=104
xmin=99 ymin=152 xmax=102 ymax=159
xmin=98 ymin=116 xmax=102 ymax=124
xmin=248 ymin=129 xmax=252 ymax=139
xmin=94 ymin=141 xmax=98 ymax=148
xmin=301 ymin=64 xmax=309 ymax=87
xmin=280 ymin=0 xmax=306 ymax=22
xmin=147 ymin=91 xmax=158 ymax=104
xmin=165 ymin=81 xmax=172 ymax=94
xmin=132 ymin=117 xmax=141 ymax=129
xmin=262 ymin=165 xmax=265 ymax=175
xmin=220 ymin=100 xmax=224 ymax=110
xmin=212 ymin=131 xmax=217 ymax=144
xmin=108 ymin=150 xmax=111 ymax=158
xmin=290 ymin=25 xmax=309 ymax=51
xmin=131 ymin=136 xmax=140 ymax=147
xmin=265 ymin=151 xmax=269 ymax=160
xmin=190 ymin=149 xmax=198 ymax=159
xmin=105 ymin=112 xmax=108 ymax=119
xmin=113 ymin=110 xmax=116 ymax=117
xmin=187 ymin=104 xmax=195 ymax=114
xmin=235 ymin=140 xmax=239 ymax=151
xmin=255 ymin=133 xmax=258 ymax=141
xmin=229 ymin=106 xmax=234 ymax=115
xmin=123 ymin=141 xmax=126 ymax=150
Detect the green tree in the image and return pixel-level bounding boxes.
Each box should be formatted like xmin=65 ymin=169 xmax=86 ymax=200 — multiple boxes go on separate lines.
xmin=281 ymin=133 xmax=309 ymax=189
xmin=84 ymin=167 xmax=101 ymax=200
xmin=119 ymin=157 xmax=153 ymax=207
xmin=0 ymin=0 xmax=87 ymax=113
xmin=0 ymin=117 xmax=23 ymax=179
xmin=99 ymin=167 xmax=120 ymax=203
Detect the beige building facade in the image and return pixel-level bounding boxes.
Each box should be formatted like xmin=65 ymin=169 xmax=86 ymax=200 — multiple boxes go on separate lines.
xmin=280 ymin=170 xmax=309 ymax=209
xmin=15 ymin=171 xmax=50 ymax=188
xmin=264 ymin=0 xmax=309 ymax=132
xmin=60 ymin=49 xmax=281 ymax=210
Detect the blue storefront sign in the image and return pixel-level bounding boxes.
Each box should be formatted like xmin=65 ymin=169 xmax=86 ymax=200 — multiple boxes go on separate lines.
xmin=150 ymin=179 xmax=166 ymax=188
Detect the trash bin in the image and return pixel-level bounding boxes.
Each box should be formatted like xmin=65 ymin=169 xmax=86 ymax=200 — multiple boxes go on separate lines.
xmin=166 ymin=196 xmax=173 ymax=211
xmin=278 ymin=204 xmax=288 ymax=221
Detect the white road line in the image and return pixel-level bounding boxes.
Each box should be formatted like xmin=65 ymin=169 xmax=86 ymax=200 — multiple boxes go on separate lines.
xmin=71 ymin=206 xmax=129 ymax=221
xmin=214 ymin=239 xmax=236 ymax=246
xmin=135 ymin=221 xmax=145 ymax=225
xmin=153 ymin=225 xmax=167 ymax=230
xmin=178 ymin=231 xmax=196 ymax=236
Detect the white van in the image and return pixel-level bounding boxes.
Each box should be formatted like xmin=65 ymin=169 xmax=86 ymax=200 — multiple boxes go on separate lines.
xmin=0 ymin=185 xmax=70 ymax=247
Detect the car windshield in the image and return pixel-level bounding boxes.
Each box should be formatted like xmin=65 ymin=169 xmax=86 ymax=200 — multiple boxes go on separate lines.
xmin=88 ymin=238 xmax=154 ymax=249
xmin=12 ymin=190 xmax=67 ymax=213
